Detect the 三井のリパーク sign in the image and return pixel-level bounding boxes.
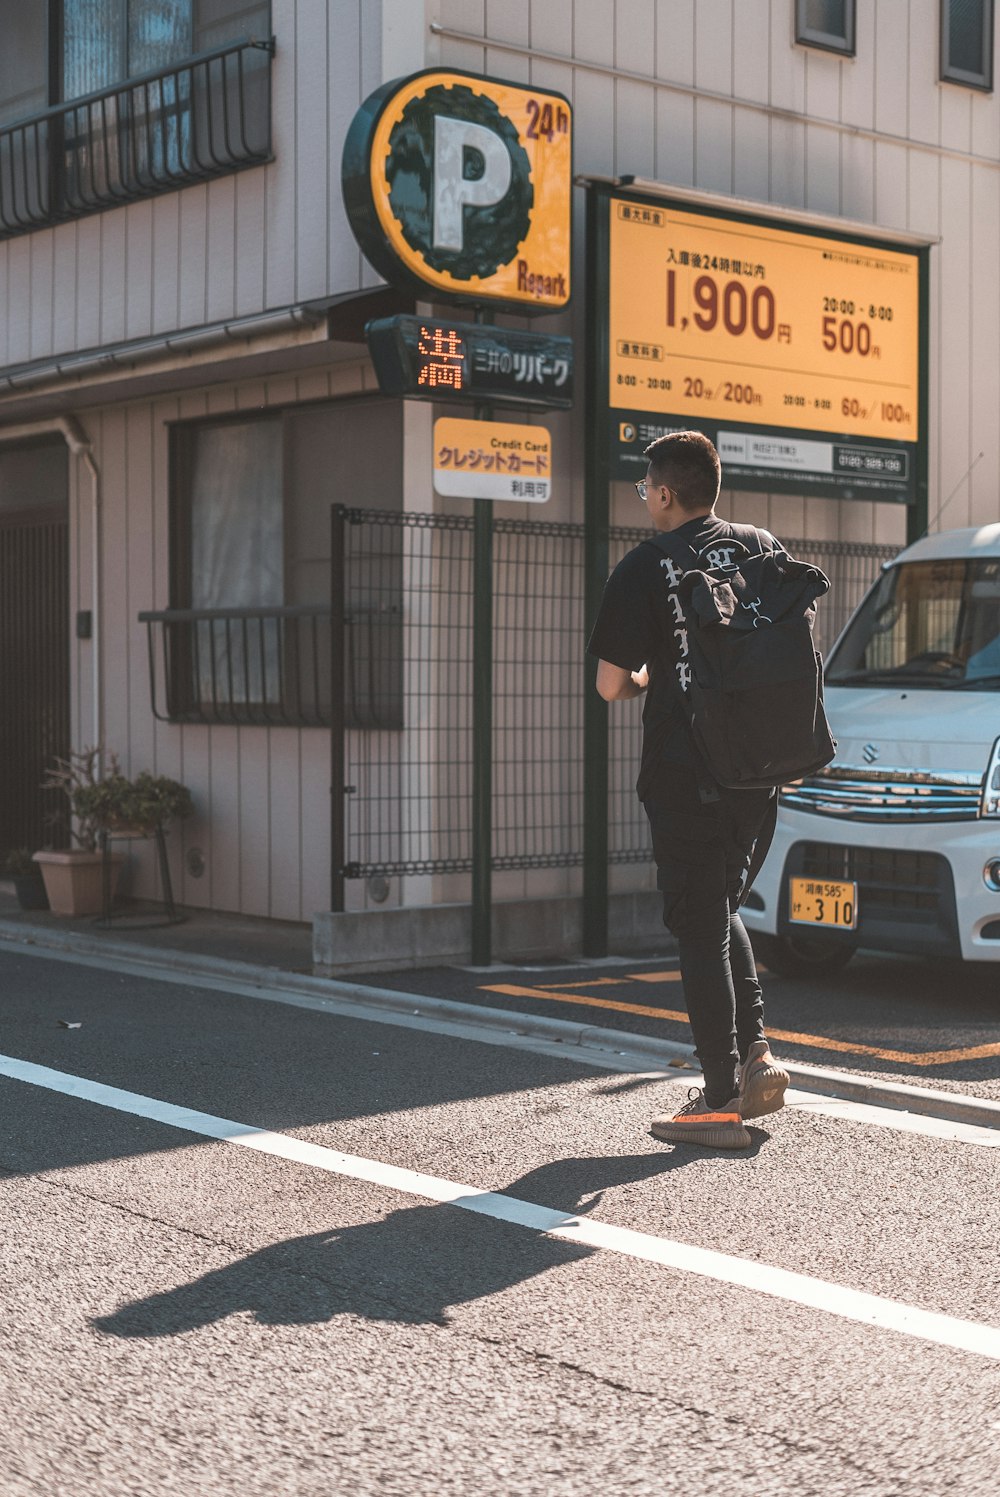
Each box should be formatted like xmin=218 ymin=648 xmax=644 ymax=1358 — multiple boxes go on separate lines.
xmin=342 ymin=70 xmax=572 ymax=312
xmin=433 ymin=418 xmax=551 ymax=501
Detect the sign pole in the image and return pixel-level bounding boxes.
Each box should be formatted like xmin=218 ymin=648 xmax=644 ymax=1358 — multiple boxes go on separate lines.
xmin=583 ymin=185 xmax=610 ymax=958
xmin=471 ymin=311 xmax=494 ymax=967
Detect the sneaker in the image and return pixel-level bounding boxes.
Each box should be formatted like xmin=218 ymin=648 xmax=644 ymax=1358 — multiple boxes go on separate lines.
xmin=738 ymin=1040 xmax=789 ymax=1120
xmin=649 ymin=1088 xmax=751 ymax=1149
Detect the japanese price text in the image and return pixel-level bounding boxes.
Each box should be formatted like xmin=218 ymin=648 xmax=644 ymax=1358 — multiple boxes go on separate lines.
xmin=609 ymin=201 xmax=920 ymax=442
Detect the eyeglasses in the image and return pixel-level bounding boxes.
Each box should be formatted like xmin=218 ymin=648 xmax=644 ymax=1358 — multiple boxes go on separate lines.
xmin=635 ymin=480 xmax=648 ymax=501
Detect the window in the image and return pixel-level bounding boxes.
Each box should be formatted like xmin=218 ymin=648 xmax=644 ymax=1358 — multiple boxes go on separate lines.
xmin=795 ymin=0 xmax=856 ymax=55
xmin=167 ymin=401 xmax=404 ymax=726
xmin=941 ymin=0 xmax=995 ymax=90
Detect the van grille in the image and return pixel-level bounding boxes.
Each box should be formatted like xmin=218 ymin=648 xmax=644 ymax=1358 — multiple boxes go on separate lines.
xmin=780 ymin=765 xmax=983 ymax=821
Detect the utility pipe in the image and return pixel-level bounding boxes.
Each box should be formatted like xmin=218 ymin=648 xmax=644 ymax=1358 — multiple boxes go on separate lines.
xmin=58 ymin=417 xmax=101 ymax=764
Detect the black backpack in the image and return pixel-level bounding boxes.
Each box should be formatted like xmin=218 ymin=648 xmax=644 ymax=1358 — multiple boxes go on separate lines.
xmin=648 ymin=523 xmax=837 ymax=791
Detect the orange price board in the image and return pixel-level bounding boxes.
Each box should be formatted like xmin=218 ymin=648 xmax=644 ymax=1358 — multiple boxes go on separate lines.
xmin=606 ymin=194 xmax=925 ymax=504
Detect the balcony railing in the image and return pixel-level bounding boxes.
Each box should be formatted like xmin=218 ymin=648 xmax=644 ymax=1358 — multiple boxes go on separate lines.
xmin=140 ymin=606 xmax=331 ymax=728
xmin=0 ymin=36 xmax=273 ymax=238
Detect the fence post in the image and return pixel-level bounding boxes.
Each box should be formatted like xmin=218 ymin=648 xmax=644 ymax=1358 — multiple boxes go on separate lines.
xmin=329 ymin=504 xmax=346 ymax=913
xmin=583 ymin=185 xmax=610 ymax=957
xmin=471 ymin=498 xmax=493 ymax=964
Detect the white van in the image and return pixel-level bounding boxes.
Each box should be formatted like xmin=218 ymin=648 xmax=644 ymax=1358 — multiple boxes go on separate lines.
xmin=742 ymin=524 xmax=1000 ymax=973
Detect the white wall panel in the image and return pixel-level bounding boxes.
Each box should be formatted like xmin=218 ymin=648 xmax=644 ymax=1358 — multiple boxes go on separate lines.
xmin=731 ymin=105 xmax=770 ymax=200
xmin=873 ymin=141 xmax=909 ymax=228
xmin=732 ymin=0 xmax=770 ymax=105
xmin=803 ymin=47 xmax=841 ymax=123
xmin=873 ymin=0 xmax=910 ymax=139
xmin=654 ymin=0 xmax=695 ymax=86
xmin=527 ymin=0 xmax=571 ymax=54
xmin=839 ymin=0 xmax=876 ymax=128
xmin=614 ymin=0 xmax=655 ymax=78
xmin=654 ymin=87 xmax=696 ymax=187
xmin=695 ymin=97 xmax=734 ymax=194
xmin=804 ymin=122 xmax=840 ymax=213
xmin=767 ymin=117 xmax=807 ymax=207
xmin=694 ymin=0 xmax=733 ymax=96
xmin=616 ymin=79 xmax=656 ymax=179
xmin=571 ymin=0 xmax=615 ymax=67
xmin=839 ymin=133 xmax=876 ymax=221
xmin=906 ymin=0 xmax=940 ymax=146
xmin=487 ymin=0 xmax=529 ymax=48
xmin=125 ymin=201 xmax=154 ymax=342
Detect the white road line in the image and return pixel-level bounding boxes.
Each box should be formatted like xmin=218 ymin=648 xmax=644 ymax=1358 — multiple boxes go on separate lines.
xmin=4 ymin=1051 xmax=1000 ymax=1363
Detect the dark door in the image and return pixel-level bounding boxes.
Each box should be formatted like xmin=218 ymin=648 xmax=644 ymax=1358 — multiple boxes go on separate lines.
xmin=0 ymin=439 xmax=70 ymax=855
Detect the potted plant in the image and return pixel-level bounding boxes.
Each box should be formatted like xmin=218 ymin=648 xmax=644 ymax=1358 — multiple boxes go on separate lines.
xmin=2 ymin=848 xmax=50 ymax=911
xmin=34 ymin=749 xmax=193 ymax=917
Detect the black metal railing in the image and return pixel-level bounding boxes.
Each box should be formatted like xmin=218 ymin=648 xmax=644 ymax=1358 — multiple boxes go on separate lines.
xmin=139 ymin=605 xmax=330 ymax=727
xmin=0 ymin=37 xmax=272 ymax=238
xmin=139 ymin=516 xmax=898 ymax=882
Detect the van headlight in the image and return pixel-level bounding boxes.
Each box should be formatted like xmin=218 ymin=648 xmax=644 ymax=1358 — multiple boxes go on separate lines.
xmin=982 ymin=737 xmax=1000 ymax=818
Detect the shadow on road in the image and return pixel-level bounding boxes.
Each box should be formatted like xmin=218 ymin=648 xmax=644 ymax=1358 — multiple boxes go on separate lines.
xmin=92 ymin=1146 xmax=764 ymax=1339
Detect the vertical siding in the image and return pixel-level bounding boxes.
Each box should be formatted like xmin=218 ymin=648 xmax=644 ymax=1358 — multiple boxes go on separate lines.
xmin=432 ymin=0 xmax=1000 ymax=543
xmin=5 ymin=0 xmax=385 ymax=367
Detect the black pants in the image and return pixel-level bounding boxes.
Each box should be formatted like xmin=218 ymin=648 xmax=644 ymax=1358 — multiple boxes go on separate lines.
xmin=642 ymin=768 xmax=775 ymax=1100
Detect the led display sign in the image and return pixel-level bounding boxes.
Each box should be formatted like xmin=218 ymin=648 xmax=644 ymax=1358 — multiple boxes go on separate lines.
xmin=365 ymin=316 xmax=573 ymax=409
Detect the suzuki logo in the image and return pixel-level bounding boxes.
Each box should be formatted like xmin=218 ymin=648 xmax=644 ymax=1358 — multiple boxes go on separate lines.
xmin=863 ymin=743 xmax=879 ymax=764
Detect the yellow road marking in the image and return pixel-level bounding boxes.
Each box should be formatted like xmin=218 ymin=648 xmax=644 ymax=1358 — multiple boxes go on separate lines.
xmin=534 ymin=977 xmax=626 ymax=990
xmin=627 ymin=970 xmax=683 ymax=983
xmin=484 ymin=983 xmax=689 ymax=1024
xmin=480 ymin=983 xmax=1000 ymax=1067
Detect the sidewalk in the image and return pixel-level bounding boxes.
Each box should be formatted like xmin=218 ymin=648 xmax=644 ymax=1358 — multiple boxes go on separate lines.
xmin=0 ymin=886 xmax=314 ymax=974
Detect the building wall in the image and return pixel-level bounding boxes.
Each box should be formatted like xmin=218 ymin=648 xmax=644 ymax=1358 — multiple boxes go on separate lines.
xmin=0 ymin=0 xmax=392 ymax=371
xmin=432 ymin=0 xmax=1000 ymax=538
xmin=68 ymin=357 xmax=385 ymax=922
xmin=10 ymin=2 xmax=1000 ymax=922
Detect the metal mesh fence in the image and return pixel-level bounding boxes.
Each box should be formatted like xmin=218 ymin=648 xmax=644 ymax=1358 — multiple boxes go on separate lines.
xmin=339 ymin=507 xmax=897 ymax=881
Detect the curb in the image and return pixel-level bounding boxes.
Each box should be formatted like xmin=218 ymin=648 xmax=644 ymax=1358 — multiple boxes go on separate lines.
xmin=2 ymin=919 xmax=999 ymax=1134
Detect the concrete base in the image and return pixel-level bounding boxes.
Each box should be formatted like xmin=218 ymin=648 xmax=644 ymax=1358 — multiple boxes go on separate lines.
xmin=313 ymin=891 xmax=670 ymax=974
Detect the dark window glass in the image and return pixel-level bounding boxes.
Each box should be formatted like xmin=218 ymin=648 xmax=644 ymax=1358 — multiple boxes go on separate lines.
xmin=795 ymin=0 xmax=856 ymax=54
xmin=941 ymin=0 xmax=995 ymax=89
xmin=0 ymin=3 xmax=47 ymax=125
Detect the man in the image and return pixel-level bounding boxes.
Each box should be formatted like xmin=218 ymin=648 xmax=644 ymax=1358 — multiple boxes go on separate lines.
xmin=588 ymin=430 xmax=789 ymax=1149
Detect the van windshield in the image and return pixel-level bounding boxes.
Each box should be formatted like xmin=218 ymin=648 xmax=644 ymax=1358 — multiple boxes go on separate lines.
xmin=826 ymin=558 xmax=1000 ymax=690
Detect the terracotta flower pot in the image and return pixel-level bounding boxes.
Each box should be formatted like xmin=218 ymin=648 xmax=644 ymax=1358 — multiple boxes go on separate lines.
xmin=32 ymin=850 xmax=126 ymax=917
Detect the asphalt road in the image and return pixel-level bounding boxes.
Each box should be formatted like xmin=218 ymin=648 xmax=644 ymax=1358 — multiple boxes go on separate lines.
xmin=360 ymin=947 xmax=1000 ymax=1099
xmin=3 ymin=946 xmax=1000 ymax=1496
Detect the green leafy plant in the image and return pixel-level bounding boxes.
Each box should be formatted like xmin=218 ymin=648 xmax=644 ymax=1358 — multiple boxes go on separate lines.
xmin=42 ymin=748 xmax=194 ymax=847
xmin=3 ymin=847 xmax=40 ymax=877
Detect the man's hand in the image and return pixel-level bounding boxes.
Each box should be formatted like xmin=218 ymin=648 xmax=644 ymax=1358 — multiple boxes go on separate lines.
xmin=596 ymin=659 xmax=647 ymax=700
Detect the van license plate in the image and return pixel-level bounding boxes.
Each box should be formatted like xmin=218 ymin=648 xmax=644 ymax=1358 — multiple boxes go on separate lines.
xmin=788 ymin=877 xmax=858 ymax=929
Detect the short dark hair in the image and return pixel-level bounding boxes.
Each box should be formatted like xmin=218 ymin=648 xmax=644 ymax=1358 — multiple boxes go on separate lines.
xmin=644 ymin=430 xmax=721 ymax=510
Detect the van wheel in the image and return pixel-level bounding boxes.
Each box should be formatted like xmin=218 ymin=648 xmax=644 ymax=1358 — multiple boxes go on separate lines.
xmin=752 ymin=932 xmax=857 ymax=977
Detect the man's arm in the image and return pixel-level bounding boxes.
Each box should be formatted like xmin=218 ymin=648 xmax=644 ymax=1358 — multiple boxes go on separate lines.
xmin=595 ymin=660 xmax=649 ymax=701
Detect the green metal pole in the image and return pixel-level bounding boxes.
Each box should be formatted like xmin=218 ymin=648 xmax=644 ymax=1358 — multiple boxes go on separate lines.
xmin=471 ymin=493 xmax=493 ymax=965
xmin=471 ymin=299 xmax=495 ymax=965
xmin=582 ymin=185 xmax=610 ymax=958
xmin=909 ymin=244 xmax=931 ymax=546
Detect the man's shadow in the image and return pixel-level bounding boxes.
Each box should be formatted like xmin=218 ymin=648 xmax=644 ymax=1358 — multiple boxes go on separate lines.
xmin=94 ymin=1143 xmax=762 ymax=1339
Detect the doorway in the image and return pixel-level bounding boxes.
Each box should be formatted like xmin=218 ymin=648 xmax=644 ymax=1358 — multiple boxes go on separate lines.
xmin=0 ymin=438 xmax=70 ymax=855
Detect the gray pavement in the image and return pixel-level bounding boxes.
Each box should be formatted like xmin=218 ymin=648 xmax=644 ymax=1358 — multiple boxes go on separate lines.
xmin=3 ymin=944 xmax=1000 ymax=1495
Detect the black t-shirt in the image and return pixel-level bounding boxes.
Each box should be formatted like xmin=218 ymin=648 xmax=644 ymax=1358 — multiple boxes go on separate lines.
xmin=587 ymin=514 xmax=778 ymax=800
